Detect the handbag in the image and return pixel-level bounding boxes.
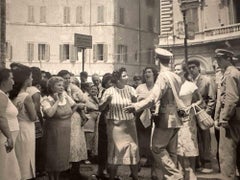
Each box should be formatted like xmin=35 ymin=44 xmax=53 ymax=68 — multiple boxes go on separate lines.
xmin=192 ymin=104 xmax=214 ymax=130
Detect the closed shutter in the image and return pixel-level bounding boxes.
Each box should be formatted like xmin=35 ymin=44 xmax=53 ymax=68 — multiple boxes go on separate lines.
xmin=6 ymin=42 xmax=12 ymax=61
xmin=46 ymin=44 xmax=50 ymax=61
xmin=27 ymin=43 xmax=34 ymax=62
xmin=97 ymin=6 xmax=104 ymax=23
xmin=124 ymin=46 xmax=128 ymax=63
xmin=70 ymin=45 xmax=76 ymax=62
xmin=93 ymin=44 xmax=97 ymax=62
xmin=40 ymin=6 xmax=46 ymax=23
xmin=103 ymin=44 xmax=108 ymax=62
xmin=76 ymin=6 xmax=83 ymax=24
xmin=59 ymin=45 xmax=64 ymax=62
xmin=117 ymin=45 xmax=121 ymax=62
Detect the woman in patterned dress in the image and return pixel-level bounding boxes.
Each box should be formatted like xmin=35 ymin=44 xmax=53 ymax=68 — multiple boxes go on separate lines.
xmin=174 ymin=63 xmax=203 ymax=180
xmin=100 ymin=67 xmax=140 ymax=180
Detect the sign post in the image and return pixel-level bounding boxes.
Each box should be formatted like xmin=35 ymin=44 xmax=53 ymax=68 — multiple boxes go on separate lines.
xmin=74 ymin=33 xmax=92 ymax=72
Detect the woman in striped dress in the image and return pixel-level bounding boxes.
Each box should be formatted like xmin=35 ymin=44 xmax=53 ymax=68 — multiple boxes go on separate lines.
xmin=100 ymin=67 xmax=140 ymax=180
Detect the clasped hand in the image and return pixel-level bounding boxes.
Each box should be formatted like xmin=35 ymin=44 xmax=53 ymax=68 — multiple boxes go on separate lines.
xmin=123 ymin=104 xmax=136 ymax=113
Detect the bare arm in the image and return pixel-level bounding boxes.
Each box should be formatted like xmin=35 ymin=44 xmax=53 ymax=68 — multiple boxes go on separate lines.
xmin=0 ymin=94 xmax=13 ymax=152
xmin=32 ymin=92 xmax=43 ymax=124
xmin=24 ymin=95 xmax=37 ymax=122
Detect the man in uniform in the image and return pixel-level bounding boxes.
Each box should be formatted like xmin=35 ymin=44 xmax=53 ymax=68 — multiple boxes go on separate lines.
xmin=214 ymin=49 xmax=240 ymax=180
xmin=187 ymin=59 xmax=216 ymax=173
xmin=124 ymin=48 xmax=183 ymax=180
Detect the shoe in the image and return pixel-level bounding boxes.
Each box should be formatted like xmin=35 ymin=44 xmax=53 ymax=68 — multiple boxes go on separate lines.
xmin=151 ymin=176 xmax=158 ymax=180
xmin=200 ymin=168 xmax=214 ymax=174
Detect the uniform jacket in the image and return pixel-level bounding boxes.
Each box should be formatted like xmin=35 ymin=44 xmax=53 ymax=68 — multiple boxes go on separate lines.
xmin=134 ymin=70 xmax=182 ymax=129
xmin=218 ymin=66 xmax=240 ymax=124
xmin=195 ymin=74 xmax=216 ymax=116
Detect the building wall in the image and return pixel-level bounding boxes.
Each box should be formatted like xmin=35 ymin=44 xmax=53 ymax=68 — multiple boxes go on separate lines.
xmin=159 ymin=0 xmax=240 ymax=73
xmin=6 ymin=0 xmax=159 ymax=78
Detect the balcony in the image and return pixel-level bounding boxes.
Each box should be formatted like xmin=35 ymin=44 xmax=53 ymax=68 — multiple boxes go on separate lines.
xmin=204 ymin=23 xmax=240 ymax=37
xmin=159 ymin=23 xmax=240 ymax=46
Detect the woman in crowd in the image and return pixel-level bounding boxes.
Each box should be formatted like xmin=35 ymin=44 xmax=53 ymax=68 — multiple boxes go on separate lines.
xmin=135 ymin=67 xmax=158 ymax=161
xmin=41 ymin=76 xmax=83 ymax=180
xmin=93 ymin=73 xmax=113 ymax=179
xmin=135 ymin=67 xmax=158 ymax=178
xmin=57 ymin=70 xmax=88 ymax=178
xmin=26 ymin=67 xmax=45 ymax=177
xmin=0 ymin=68 xmax=21 ymax=180
xmin=100 ymin=67 xmax=139 ymax=180
xmin=84 ymin=84 xmax=100 ymax=163
xmin=9 ymin=65 xmax=37 ymax=180
xmin=174 ymin=63 xmax=203 ymax=180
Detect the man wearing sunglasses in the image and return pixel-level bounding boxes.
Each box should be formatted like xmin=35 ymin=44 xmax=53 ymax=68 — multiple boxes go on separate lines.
xmin=214 ymin=49 xmax=240 ymax=180
xmin=187 ymin=59 xmax=216 ymax=174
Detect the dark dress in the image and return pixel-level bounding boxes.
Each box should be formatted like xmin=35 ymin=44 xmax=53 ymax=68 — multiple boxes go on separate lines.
xmin=42 ymin=96 xmax=73 ymax=171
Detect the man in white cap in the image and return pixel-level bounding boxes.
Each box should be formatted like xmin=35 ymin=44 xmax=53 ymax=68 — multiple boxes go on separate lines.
xmin=214 ymin=49 xmax=240 ymax=180
xmin=124 ymin=48 xmax=183 ymax=180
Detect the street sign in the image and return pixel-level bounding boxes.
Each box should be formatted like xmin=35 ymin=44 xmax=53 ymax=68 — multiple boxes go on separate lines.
xmin=74 ymin=33 xmax=92 ymax=49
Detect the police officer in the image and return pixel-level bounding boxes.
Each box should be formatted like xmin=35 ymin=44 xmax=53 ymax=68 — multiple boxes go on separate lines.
xmin=124 ymin=48 xmax=183 ymax=180
xmin=214 ymin=49 xmax=240 ymax=180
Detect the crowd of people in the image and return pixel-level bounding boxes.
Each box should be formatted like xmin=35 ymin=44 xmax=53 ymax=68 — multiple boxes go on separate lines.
xmin=0 ymin=47 xmax=240 ymax=180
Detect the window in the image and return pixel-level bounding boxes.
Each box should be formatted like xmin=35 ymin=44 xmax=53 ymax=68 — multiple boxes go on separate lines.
xmin=117 ymin=45 xmax=128 ymax=63
xmin=148 ymin=15 xmax=153 ymax=32
xmin=59 ymin=44 xmax=77 ymax=62
xmin=119 ymin=7 xmax=125 ymax=25
xmin=76 ymin=6 xmax=83 ymax=24
xmin=27 ymin=43 xmax=34 ymax=62
xmin=97 ymin=6 xmax=104 ymax=23
xmin=64 ymin=7 xmax=70 ymax=24
xmin=5 ymin=42 xmax=12 ymax=61
xmin=93 ymin=44 xmax=108 ymax=62
xmin=186 ymin=8 xmax=199 ymax=32
xmin=28 ymin=6 xmax=34 ymax=23
xmin=38 ymin=44 xmax=50 ymax=61
xmin=40 ymin=6 xmax=46 ymax=23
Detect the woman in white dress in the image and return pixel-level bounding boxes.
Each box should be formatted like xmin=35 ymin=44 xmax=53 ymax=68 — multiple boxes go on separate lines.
xmin=174 ymin=63 xmax=203 ymax=180
xmin=9 ymin=65 xmax=37 ymax=180
xmin=0 ymin=68 xmax=21 ymax=180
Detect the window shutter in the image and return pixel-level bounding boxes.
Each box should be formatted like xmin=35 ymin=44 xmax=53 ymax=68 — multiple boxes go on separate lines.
xmin=117 ymin=45 xmax=121 ymax=62
xmin=46 ymin=44 xmax=50 ymax=61
xmin=64 ymin=7 xmax=70 ymax=24
xmin=27 ymin=43 xmax=34 ymax=62
xmin=6 ymin=42 xmax=12 ymax=61
xmin=40 ymin=6 xmax=46 ymax=23
xmin=103 ymin=44 xmax=108 ymax=62
xmin=59 ymin=45 xmax=64 ymax=62
xmin=97 ymin=6 xmax=104 ymax=23
xmin=119 ymin=8 xmax=124 ymax=25
xmin=76 ymin=6 xmax=83 ymax=24
xmin=28 ymin=6 xmax=34 ymax=22
xmin=93 ymin=44 xmax=97 ymax=62
xmin=124 ymin=46 xmax=128 ymax=63
xmin=70 ymin=45 xmax=76 ymax=62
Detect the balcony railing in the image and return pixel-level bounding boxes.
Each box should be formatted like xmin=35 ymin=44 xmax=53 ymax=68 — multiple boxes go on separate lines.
xmin=159 ymin=23 xmax=240 ymax=46
xmin=204 ymin=23 xmax=240 ymax=36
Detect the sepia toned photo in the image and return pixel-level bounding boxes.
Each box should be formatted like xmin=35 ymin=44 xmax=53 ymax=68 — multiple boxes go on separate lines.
xmin=0 ymin=0 xmax=240 ymax=179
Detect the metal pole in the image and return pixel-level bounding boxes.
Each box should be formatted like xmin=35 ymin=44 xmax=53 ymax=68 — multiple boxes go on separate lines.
xmin=182 ymin=10 xmax=188 ymax=64
xmin=82 ymin=48 xmax=85 ymax=72
xmin=0 ymin=0 xmax=6 ymax=68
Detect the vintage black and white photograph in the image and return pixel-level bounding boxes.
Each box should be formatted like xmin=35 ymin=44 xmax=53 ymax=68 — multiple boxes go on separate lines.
xmin=0 ymin=0 xmax=240 ymax=180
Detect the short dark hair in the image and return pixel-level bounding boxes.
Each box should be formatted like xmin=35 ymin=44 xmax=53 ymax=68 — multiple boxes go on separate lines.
xmin=0 ymin=68 xmax=11 ymax=85
xmin=57 ymin=70 xmax=70 ymax=77
xmin=112 ymin=67 xmax=127 ymax=84
xmin=142 ymin=67 xmax=158 ymax=83
xmin=80 ymin=71 xmax=88 ymax=78
xmin=102 ymin=73 xmax=112 ymax=88
xmin=188 ymin=60 xmax=200 ymax=67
